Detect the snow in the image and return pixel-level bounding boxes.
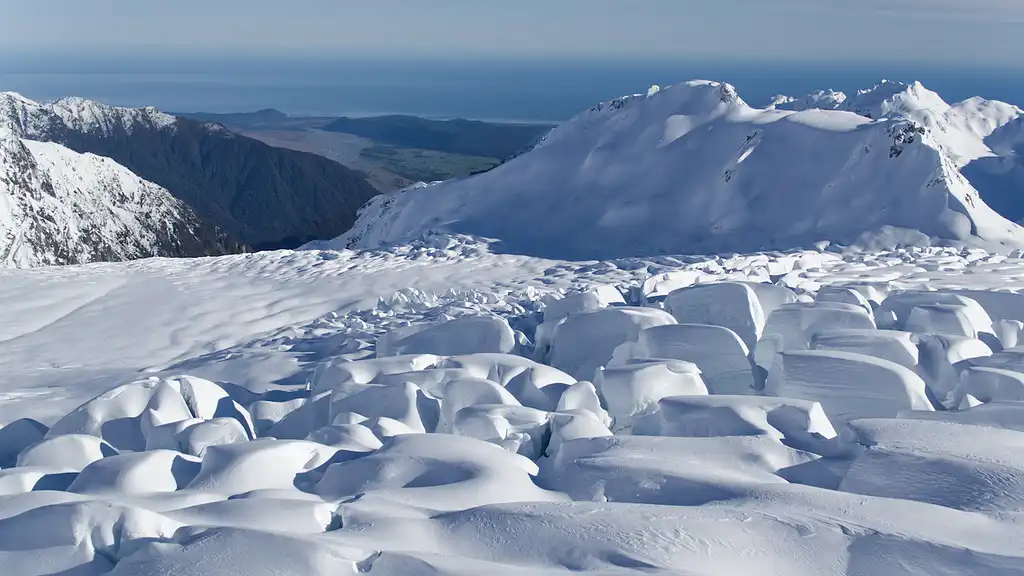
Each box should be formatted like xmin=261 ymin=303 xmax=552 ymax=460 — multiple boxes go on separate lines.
xmin=631 ymin=395 xmax=837 ymax=453
xmin=334 ymin=79 xmax=1024 ymax=259
xmin=766 ymin=349 xmax=934 ymax=425
xmin=0 ymin=127 xmax=207 ymax=268
xmin=595 ymin=359 xmax=708 ymax=430
xmin=664 ymin=282 xmax=765 ymax=351
xmin=840 ymin=418 xmax=1024 ymax=513
xmin=0 ymin=92 xmax=177 ymax=140
xmin=612 ymin=323 xmax=758 ymax=394
xmin=3 ymin=241 xmax=1024 ymax=573
xmin=376 ymin=315 xmax=517 ymax=357
xmin=547 ymin=306 xmax=676 ymax=380
xmin=8 ymin=79 xmax=1024 ymax=575
xmin=810 ymin=329 xmax=919 ymax=369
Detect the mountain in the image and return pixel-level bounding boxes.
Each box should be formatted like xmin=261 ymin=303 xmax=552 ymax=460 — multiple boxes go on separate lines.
xmin=0 ymin=93 xmax=381 ymax=250
xmin=771 ymin=80 xmax=1024 ymax=225
xmin=332 ymin=80 xmax=1024 ymax=260
xmin=0 ymin=127 xmax=237 ymax=268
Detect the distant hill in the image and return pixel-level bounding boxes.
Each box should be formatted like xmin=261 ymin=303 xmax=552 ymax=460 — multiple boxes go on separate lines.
xmin=322 ymin=115 xmax=554 ymax=160
xmin=175 ymin=109 xmax=288 ymax=126
xmin=174 ymin=109 xmax=334 ymax=131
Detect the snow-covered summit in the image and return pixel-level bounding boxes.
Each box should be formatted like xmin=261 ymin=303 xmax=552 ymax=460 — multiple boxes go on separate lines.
xmin=0 ymin=126 xmax=230 ymax=268
xmin=0 ymin=92 xmax=177 ymax=139
xmin=334 ymin=79 xmax=1024 ymax=260
xmin=770 ymin=89 xmax=848 ymax=111
xmin=48 ymin=96 xmax=177 ymax=135
xmin=773 ymin=81 xmax=1023 ymax=165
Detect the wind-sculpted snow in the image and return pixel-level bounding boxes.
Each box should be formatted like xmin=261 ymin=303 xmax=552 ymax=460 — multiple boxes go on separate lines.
xmin=7 ymin=240 xmax=1024 ymax=573
xmin=335 ymin=79 xmax=1024 ymax=259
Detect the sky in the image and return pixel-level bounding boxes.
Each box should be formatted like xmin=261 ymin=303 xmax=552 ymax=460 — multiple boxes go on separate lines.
xmin=1 ymin=0 xmax=1021 ymax=65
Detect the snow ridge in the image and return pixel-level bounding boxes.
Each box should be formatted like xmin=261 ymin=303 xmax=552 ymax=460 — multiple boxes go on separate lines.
xmin=0 ymin=92 xmax=177 ymax=139
xmin=0 ymin=127 xmax=220 ymax=268
xmin=334 ymin=79 xmax=1024 ymax=259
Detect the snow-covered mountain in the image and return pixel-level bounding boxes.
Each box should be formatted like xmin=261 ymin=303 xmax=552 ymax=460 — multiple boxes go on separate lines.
xmin=0 ymin=92 xmax=380 ymax=250
xmin=0 ymin=127 xmax=234 ymax=268
xmin=336 ymin=80 xmax=1024 ymax=259
xmin=0 ymin=91 xmax=177 ymax=140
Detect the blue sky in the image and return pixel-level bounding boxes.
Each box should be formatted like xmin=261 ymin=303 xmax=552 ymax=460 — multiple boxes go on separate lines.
xmin=1 ymin=0 xmax=1020 ymax=64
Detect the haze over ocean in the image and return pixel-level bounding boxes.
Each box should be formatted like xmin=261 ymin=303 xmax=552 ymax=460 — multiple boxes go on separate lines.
xmin=3 ymin=52 xmax=1023 ymax=123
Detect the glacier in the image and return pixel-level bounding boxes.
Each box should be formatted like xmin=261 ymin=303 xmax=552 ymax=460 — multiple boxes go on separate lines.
xmin=4 ymin=78 xmax=1024 ymax=575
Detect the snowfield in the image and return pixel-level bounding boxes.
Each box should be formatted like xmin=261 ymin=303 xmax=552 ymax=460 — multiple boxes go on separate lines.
xmin=4 ymin=236 xmax=1024 ymax=575
xmin=7 ymin=77 xmax=1024 ymax=574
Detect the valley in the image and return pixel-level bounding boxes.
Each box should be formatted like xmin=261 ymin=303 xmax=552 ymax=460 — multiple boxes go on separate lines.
xmin=176 ymin=110 xmax=555 ymax=191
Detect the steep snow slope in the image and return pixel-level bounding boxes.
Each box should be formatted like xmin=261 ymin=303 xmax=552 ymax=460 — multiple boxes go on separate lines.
xmin=338 ymin=80 xmax=1024 ymax=259
xmin=774 ymin=81 xmax=1024 ymax=223
xmin=0 ymin=128 xmax=231 ymax=268
xmin=0 ymin=92 xmax=380 ymax=250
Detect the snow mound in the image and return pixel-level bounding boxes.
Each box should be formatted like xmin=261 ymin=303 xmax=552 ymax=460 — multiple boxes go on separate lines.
xmin=68 ymin=450 xmax=200 ymax=495
xmin=16 ymin=434 xmax=118 ymax=472
xmin=594 ymin=360 xmax=708 ymax=431
xmin=548 ymin=307 xmax=676 ymax=380
xmin=767 ymin=350 xmax=933 ymax=425
xmin=664 ymin=282 xmax=765 ymax=351
xmin=612 ymin=323 xmax=757 ymax=395
xmin=315 ymin=433 xmax=565 ymax=511
xmin=184 ymin=439 xmax=337 ymax=495
xmin=0 ymin=419 xmax=48 ymax=468
xmin=954 ymin=366 xmax=1024 ymax=404
xmin=876 ymin=290 xmax=995 ymax=335
xmin=0 ymin=501 xmax=182 ymax=576
xmin=632 ymin=395 xmax=837 ymax=454
xmin=900 ymin=401 xmax=1024 ymax=432
xmin=46 ymin=376 xmax=255 ymax=452
xmin=810 ymin=329 xmax=919 ymax=369
xmin=376 ymin=315 xmax=516 ymax=357
xmin=757 ymin=302 xmax=876 ymax=367
xmin=539 ymin=435 xmax=822 ymax=505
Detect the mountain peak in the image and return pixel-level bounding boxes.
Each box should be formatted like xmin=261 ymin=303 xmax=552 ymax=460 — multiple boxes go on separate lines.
xmin=843 ymin=79 xmax=948 ymax=119
xmin=332 ymin=78 xmax=1024 ymax=259
xmin=0 ymin=127 xmax=234 ymax=268
xmin=770 ymin=89 xmax=847 ymax=112
xmin=47 ymin=96 xmax=177 ymax=135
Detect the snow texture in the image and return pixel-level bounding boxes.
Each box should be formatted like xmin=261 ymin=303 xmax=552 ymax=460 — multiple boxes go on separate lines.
xmin=6 ymin=78 xmax=1024 ymax=575
xmin=4 ymin=240 xmax=1024 ymax=574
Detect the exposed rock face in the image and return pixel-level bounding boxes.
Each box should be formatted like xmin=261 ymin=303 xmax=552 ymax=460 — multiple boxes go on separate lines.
xmin=1 ymin=92 xmax=380 ymax=251
xmin=0 ymin=127 xmax=239 ymax=268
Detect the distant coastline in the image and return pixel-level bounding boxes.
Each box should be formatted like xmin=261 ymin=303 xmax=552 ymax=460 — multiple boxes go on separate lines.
xmin=4 ymin=53 xmax=1024 ymax=123
xmin=173 ymin=109 xmax=555 ymax=192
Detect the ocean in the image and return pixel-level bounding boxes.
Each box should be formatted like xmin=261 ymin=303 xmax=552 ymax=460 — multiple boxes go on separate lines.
xmin=2 ymin=52 xmax=1023 ymax=123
